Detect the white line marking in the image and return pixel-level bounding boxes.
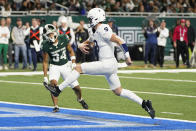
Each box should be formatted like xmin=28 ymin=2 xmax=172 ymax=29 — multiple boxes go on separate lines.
xmin=0 ymin=80 xmax=42 ymax=85
xmin=0 ymin=101 xmax=196 ymax=123
xmin=0 ymin=69 xmax=196 ymax=77
xmin=81 ymin=87 xmax=196 ymax=98
xmin=118 ymin=76 xmax=196 ymax=83
xmin=161 ymin=112 xmax=183 ymax=115
xmin=118 ymin=69 xmax=196 ymax=74
xmin=0 ymin=80 xmax=196 ymax=98
xmin=0 ymin=71 xmax=43 ymax=76
xmin=1 ymin=71 xmax=196 ymax=83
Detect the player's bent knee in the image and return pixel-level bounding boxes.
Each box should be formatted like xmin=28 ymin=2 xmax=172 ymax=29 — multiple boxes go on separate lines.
xmin=73 ymin=85 xmax=81 ymax=91
xmin=112 ymin=87 xmax=122 ymax=96
xmin=50 ymin=80 xmax=57 ymax=86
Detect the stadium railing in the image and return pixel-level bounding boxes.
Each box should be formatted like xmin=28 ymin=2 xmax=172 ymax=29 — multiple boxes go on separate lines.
xmin=0 ymin=11 xmax=196 ymax=18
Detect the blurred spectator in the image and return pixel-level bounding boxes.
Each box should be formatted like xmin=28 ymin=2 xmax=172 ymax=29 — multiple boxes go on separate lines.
xmin=156 ymin=20 xmax=169 ymax=67
xmin=29 ymin=18 xmax=43 ymax=71
xmin=170 ymin=19 xmax=181 ymax=61
xmin=24 ymin=22 xmax=32 ymax=69
xmin=2 ymin=3 xmax=12 ymax=16
xmin=49 ymin=2 xmax=57 ymax=11
xmin=58 ymin=17 xmax=75 ymax=52
xmin=75 ymin=20 xmax=90 ymax=62
xmin=143 ymin=19 xmax=159 ymax=68
xmin=125 ymin=0 xmax=135 ymax=12
xmin=173 ymin=19 xmax=190 ymax=68
xmin=20 ymin=0 xmax=34 ymax=11
xmin=186 ymin=19 xmax=195 ymax=52
xmin=13 ymin=0 xmax=23 ymax=11
xmin=52 ymin=20 xmax=58 ymax=30
xmin=0 ymin=18 xmax=10 ymax=70
xmin=1 ymin=0 xmax=196 ymax=13
xmin=12 ymin=18 xmax=27 ymax=69
xmin=108 ymin=18 xmax=118 ymax=35
xmin=6 ymin=17 xmax=13 ymax=69
xmin=40 ymin=0 xmax=47 ymax=8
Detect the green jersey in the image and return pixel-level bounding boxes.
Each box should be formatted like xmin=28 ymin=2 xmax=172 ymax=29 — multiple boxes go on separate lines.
xmin=42 ymin=34 xmax=69 ymax=65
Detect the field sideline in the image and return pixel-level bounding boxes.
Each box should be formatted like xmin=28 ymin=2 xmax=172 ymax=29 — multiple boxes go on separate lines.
xmin=0 ymin=69 xmax=196 ymax=122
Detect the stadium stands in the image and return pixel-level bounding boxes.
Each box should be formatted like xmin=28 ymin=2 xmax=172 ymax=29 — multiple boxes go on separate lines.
xmin=0 ymin=0 xmax=196 ymax=14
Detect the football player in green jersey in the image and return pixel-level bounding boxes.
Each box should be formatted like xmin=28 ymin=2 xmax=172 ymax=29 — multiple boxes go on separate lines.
xmin=42 ymin=24 xmax=88 ymax=112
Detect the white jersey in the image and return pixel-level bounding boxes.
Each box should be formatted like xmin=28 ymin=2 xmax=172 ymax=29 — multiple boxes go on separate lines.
xmin=89 ymin=24 xmax=115 ymax=60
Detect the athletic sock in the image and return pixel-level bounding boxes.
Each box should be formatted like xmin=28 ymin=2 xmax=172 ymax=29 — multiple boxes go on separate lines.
xmin=120 ymin=89 xmax=143 ymax=105
xmin=59 ymin=70 xmax=80 ymax=91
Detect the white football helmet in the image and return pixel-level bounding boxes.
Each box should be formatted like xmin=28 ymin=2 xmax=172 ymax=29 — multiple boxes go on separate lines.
xmin=87 ymin=8 xmax=106 ymax=27
xmin=43 ymin=24 xmax=58 ymax=43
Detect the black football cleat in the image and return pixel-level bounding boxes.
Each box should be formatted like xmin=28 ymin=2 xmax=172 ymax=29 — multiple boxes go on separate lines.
xmin=79 ymin=99 xmax=88 ymax=109
xmin=43 ymin=82 xmax=61 ymax=97
xmin=52 ymin=107 xmax=60 ymax=113
xmin=142 ymin=100 xmax=155 ymax=119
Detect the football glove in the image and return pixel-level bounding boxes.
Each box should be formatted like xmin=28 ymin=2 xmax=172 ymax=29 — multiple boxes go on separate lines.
xmin=72 ymin=63 xmax=76 ymax=70
xmin=44 ymin=77 xmax=49 ymax=84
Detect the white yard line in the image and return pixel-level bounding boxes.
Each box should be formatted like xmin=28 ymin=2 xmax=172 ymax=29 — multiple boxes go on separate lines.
xmin=161 ymin=112 xmax=183 ymax=115
xmin=0 ymin=69 xmax=196 ymax=77
xmin=0 ymin=80 xmax=195 ymax=98
xmin=1 ymin=71 xmax=196 ymax=83
xmin=118 ymin=69 xmax=196 ymax=74
xmin=118 ymin=76 xmax=196 ymax=83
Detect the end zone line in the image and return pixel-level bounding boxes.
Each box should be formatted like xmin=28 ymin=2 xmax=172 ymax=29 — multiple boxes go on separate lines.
xmin=0 ymin=100 xmax=196 ymax=124
xmin=0 ymin=80 xmax=196 ymax=98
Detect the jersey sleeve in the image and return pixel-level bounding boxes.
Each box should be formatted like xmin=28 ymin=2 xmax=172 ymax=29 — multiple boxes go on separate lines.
xmin=100 ymin=25 xmax=113 ymax=41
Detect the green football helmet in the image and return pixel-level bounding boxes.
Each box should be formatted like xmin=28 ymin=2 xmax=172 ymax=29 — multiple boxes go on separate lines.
xmin=43 ymin=24 xmax=58 ymax=43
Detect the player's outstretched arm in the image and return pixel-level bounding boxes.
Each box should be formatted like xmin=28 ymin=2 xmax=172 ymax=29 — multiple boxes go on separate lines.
xmin=43 ymin=52 xmax=49 ymax=83
xmin=110 ymin=34 xmax=132 ymax=65
xmin=67 ymin=43 xmax=76 ymax=69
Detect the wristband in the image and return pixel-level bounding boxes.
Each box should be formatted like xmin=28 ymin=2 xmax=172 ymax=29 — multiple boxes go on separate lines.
xmin=44 ymin=76 xmax=48 ymax=80
xmin=71 ymin=56 xmax=76 ymax=60
xmin=121 ymin=43 xmax=129 ymax=53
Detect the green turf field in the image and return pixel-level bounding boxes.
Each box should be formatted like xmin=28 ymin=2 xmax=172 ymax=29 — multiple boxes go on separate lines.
xmin=0 ymin=71 xmax=196 ymax=121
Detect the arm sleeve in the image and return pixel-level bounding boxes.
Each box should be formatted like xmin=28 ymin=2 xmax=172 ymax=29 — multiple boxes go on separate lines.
xmin=173 ymin=27 xmax=177 ymax=42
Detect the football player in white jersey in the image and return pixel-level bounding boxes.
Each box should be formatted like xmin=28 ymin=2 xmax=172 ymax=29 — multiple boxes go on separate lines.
xmin=45 ymin=8 xmax=155 ymax=119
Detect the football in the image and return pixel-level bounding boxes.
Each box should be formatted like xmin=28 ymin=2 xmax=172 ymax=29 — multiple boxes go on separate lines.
xmin=86 ymin=41 xmax=94 ymax=54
